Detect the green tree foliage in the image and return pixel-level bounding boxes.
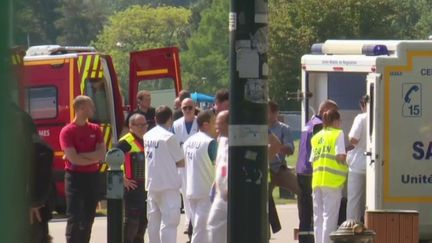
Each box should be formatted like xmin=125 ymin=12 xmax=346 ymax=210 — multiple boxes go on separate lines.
xmin=268 ymin=0 xmax=431 ymax=110
xmin=394 ymin=0 xmax=432 ymax=39
xmin=92 ymin=5 xmax=191 ymax=90
xmin=14 ymin=0 xmax=61 ymax=45
xmin=12 ymin=0 xmax=432 ymax=110
xmin=108 ymin=0 xmax=201 ymax=11
xmin=181 ymin=0 xmax=229 ymax=94
xmin=55 ymin=0 xmax=110 ymax=45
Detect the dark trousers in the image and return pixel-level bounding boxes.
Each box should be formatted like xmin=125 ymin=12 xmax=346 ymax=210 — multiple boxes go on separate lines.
xmin=31 ymin=219 xmax=52 ymax=243
xmin=65 ymin=171 xmax=100 ymax=243
xmin=124 ymin=183 xmax=148 ymax=243
xmin=297 ymin=174 xmax=314 ymax=243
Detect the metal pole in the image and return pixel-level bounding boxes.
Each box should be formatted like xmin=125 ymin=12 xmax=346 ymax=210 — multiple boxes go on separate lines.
xmin=228 ymin=0 xmax=269 ymax=242
xmin=105 ymin=148 xmax=125 ymax=243
xmin=0 ymin=1 xmax=28 ymax=242
xmin=8 ymin=0 xmax=13 ymax=46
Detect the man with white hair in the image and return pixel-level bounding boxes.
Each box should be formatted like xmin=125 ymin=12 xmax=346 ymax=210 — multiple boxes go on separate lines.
xmin=116 ymin=113 xmax=148 ymax=243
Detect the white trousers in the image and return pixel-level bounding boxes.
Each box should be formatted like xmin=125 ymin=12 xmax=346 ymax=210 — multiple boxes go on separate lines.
xmin=179 ymin=168 xmax=191 ymax=226
xmin=207 ymin=196 xmax=227 ymax=243
xmin=347 ymin=171 xmax=366 ymax=222
xmin=189 ymin=197 xmax=212 ymax=243
xmin=313 ymin=187 xmax=342 ymax=243
xmin=147 ymin=190 xmax=181 ymax=243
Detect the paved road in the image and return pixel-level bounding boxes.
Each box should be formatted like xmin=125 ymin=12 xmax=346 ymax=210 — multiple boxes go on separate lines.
xmin=49 ymin=204 xmax=299 ymax=243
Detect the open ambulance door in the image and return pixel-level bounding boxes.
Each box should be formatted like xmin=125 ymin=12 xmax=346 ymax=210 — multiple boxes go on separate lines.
xmin=365 ymin=72 xmax=383 ymax=210
xmin=129 ymin=47 xmax=182 ymax=111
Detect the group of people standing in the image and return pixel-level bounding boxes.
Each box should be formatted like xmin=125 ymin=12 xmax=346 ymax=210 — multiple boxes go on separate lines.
xmin=59 ymin=89 xmax=230 ymax=243
xmin=123 ymin=89 xmax=230 ymax=243
xmin=58 ymin=88 xmax=367 ymax=243
xmin=296 ymin=98 xmax=367 ymax=243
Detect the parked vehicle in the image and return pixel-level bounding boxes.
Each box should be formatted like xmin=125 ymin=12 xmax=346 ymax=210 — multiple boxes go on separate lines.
xmin=20 ymin=45 xmax=182 ymax=213
xmin=301 ymin=40 xmax=432 ymax=239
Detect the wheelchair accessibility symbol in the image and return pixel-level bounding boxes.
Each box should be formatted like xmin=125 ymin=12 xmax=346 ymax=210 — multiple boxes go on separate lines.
xmin=402 ymin=83 xmax=422 ymax=117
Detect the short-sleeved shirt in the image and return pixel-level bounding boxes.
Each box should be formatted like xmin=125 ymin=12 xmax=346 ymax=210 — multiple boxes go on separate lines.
xmin=269 ymin=121 xmax=295 ymax=172
xmin=59 ymin=122 xmax=104 ymax=172
xmin=347 ymin=113 xmax=367 ymax=173
xmin=143 ymin=125 xmax=184 ymax=192
xmin=125 ymin=107 xmax=156 ymax=130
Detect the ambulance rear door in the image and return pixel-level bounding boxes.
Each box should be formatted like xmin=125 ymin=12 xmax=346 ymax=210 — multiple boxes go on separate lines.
xmin=129 ymin=47 xmax=183 ymax=110
xmin=79 ymin=53 xmax=124 ymax=144
xmin=365 ymin=72 xmax=383 ymax=210
xmin=301 ymin=54 xmax=374 ymax=134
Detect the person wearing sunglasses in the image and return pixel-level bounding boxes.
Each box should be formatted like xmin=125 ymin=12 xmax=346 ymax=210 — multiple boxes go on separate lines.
xmin=172 ymin=98 xmax=199 ymax=239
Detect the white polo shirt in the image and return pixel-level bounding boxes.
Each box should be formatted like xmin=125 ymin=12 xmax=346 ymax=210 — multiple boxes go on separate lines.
xmin=183 ymin=131 xmax=216 ymax=199
xmin=144 ymin=125 xmax=184 ymax=192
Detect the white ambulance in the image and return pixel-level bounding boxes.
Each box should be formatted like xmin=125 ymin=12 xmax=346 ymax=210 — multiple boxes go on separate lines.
xmin=301 ymin=40 xmax=432 ymax=239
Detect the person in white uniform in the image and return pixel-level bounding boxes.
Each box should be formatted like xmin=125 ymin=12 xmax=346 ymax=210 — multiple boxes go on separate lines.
xmin=207 ymin=110 xmax=229 ymax=243
xmin=172 ymin=98 xmax=199 ymax=235
xmin=183 ymin=110 xmax=217 ymax=243
xmin=346 ymin=96 xmax=367 ymax=222
xmin=310 ymin=109 xmax=347 ymax=243
xmin=143 ymin=105 xmax=185 ymax=243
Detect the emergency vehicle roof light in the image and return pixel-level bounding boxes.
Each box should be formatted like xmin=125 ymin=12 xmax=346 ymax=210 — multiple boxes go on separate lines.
xmin=311 ymin=43 xmax=324 ymax=54
xmin=361 ymin=44 xmax=389 ymax=56
xmin=26 ymin=45 xmax=96 ymax=56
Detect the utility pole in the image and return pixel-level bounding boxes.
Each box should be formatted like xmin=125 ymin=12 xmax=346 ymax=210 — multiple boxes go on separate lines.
xmin=228 ymin=0 xmax=269 ymax=243
xmin=0 ymin=1 xmax=28 ymax=242
xmin=9 ymin=0 xmax=14 ymax=46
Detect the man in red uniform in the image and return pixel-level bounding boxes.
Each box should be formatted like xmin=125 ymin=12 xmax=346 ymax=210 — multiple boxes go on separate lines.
xmin=59 ymin=95 xmax=106 ymax=243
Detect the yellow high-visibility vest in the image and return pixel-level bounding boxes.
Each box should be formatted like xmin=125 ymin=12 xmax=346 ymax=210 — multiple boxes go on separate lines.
xmin=120 ymin=133 xmax=145 ymax=181
xmin=311 ymin=127 xmax=348 ymax=189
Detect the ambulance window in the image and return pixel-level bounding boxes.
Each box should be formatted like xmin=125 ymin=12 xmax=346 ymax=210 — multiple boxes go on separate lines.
xmin=327 ymin=73 xmax=367 ymax=109
xmin=138 ymin=78 xmax=176 ymax=108
xmin=84 ymin=78 xmax=110 ymax=123
xmin=27 ymin=86 xmax=58 ymax=119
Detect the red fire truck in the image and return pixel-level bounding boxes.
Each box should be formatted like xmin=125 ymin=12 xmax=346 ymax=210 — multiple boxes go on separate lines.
xmin=20 ymin=45 xmax=182 ymax=212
